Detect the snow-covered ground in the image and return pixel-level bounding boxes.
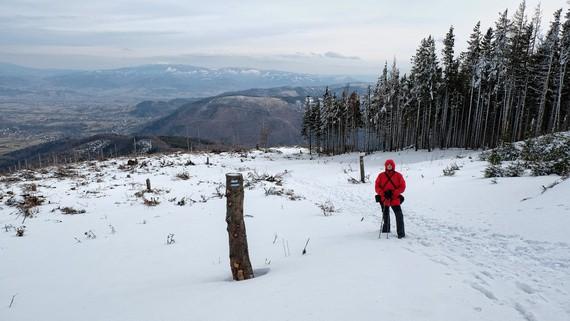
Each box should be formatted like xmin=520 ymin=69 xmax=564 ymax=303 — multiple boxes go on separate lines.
xmin=1 ymin=147 xmax=569 ymax=321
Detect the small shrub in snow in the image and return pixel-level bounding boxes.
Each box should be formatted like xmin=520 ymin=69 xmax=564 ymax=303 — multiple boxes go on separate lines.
xmin=15 ymin=225 xmax=25 ymax=237
xmin=347 ymin=177 xmax=360 ymax=183
xmin=484 ymin=164 xmax=504 ymax=178
xmin=246 ymin=170 xmax=286 ymax=187
xmin=264 ymin=186 xmax=283 ymax=196
xmin=504 ymin=161 xmax=525 ymax=177
xmin=0 ymin=176 xmax=21 ymax=184
xmin=23 ymin=183 xmax=37 ymax=192
xmin=57 ymin=207 xmax=86 ymax=215
xmin=135 ymin=187 xmax=163 ymax=198
xmin=264 ymin=187 xmax=303 ymax=200
xmin=484 ymin=148 xmax=505 ymax=178
xmin=264 ymin=148 xmax=283 ymax=154
xmin=521 ymin=134 xmax=570 ymax=176
xmin=5 ymin=196 xmax=17 ymax=207
xmin=52 ymin=167 xmax=79 ymax=179
xmin=443 ymin=162 xmax=460 ymax=176
xmin=10 ymin=193 xmax=45 ymax=221
xmin=213 ymin=184 xmax=225 ymax=198
xmin=496 ymin=142 xmax=521 ymax=161
xmin=487 ymin=149 xmax=502 ymax=166
xmin=347 ymin=174 xmax=369 ymax=183
xmin=480 ymin=141 xmax=520 ymax=162
xmin=143 ymin=197 xmax=160 ymax=206
xmin=166 ymin=233 xmax=175 ymax=245
xmin=84 ymin=230 xmax=96 ymax=239
xmin=482 ymin=134 xmax=570 ymax=178
xmin=176 ymin=172 xmax=191 ymax=180
xmin=317 ymin=201 xmax=336 ymax=216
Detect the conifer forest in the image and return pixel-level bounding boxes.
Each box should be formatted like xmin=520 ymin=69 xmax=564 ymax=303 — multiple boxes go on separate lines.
xmin=302 ymin=2 xmax=570 ymax=154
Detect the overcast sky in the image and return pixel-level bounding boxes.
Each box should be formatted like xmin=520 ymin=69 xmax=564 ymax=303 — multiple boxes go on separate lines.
xmin=0 ymin=0 xmax=565 ymax=76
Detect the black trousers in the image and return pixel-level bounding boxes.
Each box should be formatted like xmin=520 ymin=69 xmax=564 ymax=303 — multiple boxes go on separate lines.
xmin=381 ymin=204 xmax=405 ymax=237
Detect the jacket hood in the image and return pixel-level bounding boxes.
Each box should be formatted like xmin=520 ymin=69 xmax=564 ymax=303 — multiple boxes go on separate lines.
xmin=385 ymin=159 xmax=396 ymax=171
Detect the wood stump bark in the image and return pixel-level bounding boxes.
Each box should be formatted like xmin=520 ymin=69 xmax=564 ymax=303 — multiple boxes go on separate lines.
xmin=225 ymin=173 xmax=254 ymax=281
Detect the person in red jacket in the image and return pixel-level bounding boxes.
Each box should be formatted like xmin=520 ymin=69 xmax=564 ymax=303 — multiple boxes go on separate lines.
xmin=375 ymin=159 xmax=406 ymax=238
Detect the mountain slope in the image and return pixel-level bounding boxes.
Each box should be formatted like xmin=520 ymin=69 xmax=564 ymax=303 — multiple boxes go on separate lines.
xmin=139 ymin=91 xmax=305 ymax=147
xmin=0 ymin=134 xmax=216 ymax=171
xmin=138 ymin=84 xmax=371 ymax=147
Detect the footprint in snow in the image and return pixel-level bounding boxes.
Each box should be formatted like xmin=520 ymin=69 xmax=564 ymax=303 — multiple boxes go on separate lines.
xmin=480 ymin=270 xmax=494 ymax=279
xmin=430 ymin=258 xmax=450 ymax=266
xmin=516 ymin=281 xmax=536 ymax=295
xmin=513 ymin=303 xmax=538 ymax=321
xmin=470 ymin=282 xmax=497 ymax=301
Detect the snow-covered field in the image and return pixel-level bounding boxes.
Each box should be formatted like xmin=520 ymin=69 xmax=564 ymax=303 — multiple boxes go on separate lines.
xmin=1 ymin=147 xmax=569 ymax=321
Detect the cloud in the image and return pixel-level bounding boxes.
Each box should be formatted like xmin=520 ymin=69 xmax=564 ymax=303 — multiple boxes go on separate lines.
xmin=0 ymin=0 xmax=565 ymax=75
xmin=323 ymin=51 xmax=361 ymax=60
xmin=277 ymin=52 xmax=361 ymax=61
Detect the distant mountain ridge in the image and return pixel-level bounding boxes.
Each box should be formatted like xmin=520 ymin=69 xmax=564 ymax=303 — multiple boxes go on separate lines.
xmin=138 ymin=84 xmax=370 ymax=147
xmin=0 ymin=63 xmax=366 ymax=100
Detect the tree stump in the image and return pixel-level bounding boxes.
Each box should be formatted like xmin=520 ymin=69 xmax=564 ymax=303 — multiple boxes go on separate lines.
xmin=225 ymin=173 xmax=254 ymax=281
xmin=359 ymin=153 xmax=365 ymax=183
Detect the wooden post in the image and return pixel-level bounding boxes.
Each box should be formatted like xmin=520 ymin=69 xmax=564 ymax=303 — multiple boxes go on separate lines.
xmin=146 ymin=178 xmax=151 ymax=191
xmin=206 ymin=157 xmax=210 ymax=165
xmin=225 ymin=173 xmax=254 ymax=281
xmin=359 ymin=153 xmax=365 ymax=183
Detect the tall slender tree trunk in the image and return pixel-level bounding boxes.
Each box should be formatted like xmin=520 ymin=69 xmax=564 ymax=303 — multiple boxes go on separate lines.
xmin=536 ymin=54 xmax=555 ymax=136
xmin=552 ymin=62 xmax=567 ymax=132
xmin=415 ymin=101 xmax=421 ymax=151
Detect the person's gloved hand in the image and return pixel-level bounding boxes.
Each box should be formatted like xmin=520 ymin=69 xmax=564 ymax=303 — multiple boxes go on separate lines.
xmin=384 ymin=190 xmax=393 ymax=199
xmin=375 ymin=195 xmax=381 ymax=203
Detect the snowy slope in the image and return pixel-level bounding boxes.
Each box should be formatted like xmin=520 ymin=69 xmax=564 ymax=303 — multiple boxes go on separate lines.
xmin=1 ymin=148 xmax=569 ymax=321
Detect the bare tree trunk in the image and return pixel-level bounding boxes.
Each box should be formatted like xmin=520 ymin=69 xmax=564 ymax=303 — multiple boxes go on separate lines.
xmin=536 ymin=54 xmax=555 ymax=136
xmin=552 ymin=62 xmax=567 ymax=132
xmin=482 ymin=91 xmax=492 ymax=147
xmin=415 ymin=101 xmax=421 ymax=151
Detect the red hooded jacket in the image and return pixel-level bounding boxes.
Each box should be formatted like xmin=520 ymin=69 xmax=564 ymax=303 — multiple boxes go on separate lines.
xmin=375 ymin=159 xmax=406 ymax=206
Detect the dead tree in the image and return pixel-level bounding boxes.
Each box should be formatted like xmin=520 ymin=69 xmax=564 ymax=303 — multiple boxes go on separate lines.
xmin=225 ymin=173 xmax=254 ymax=281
